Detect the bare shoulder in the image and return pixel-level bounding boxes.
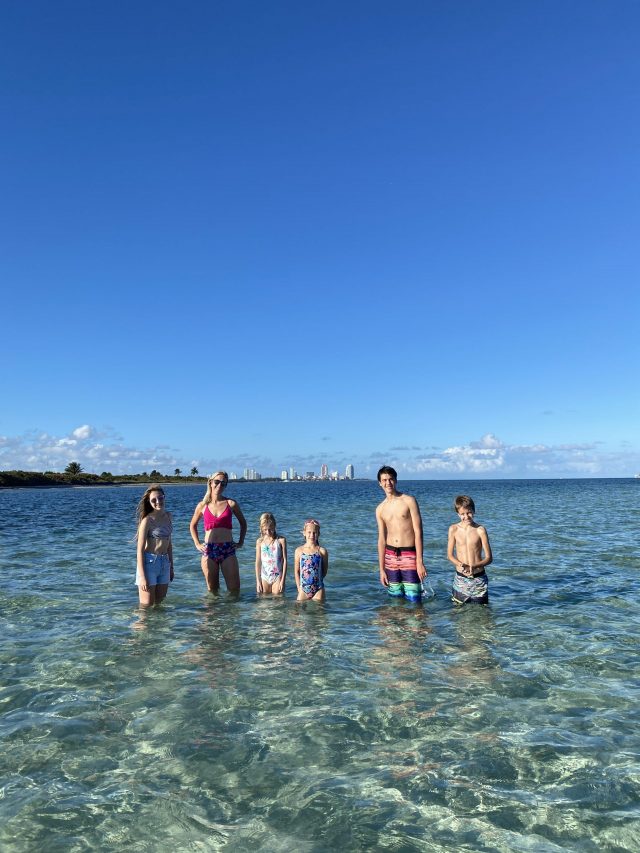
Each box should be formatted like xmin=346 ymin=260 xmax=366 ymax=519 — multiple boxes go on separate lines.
xmin=448 ymin=522 xmax=458 ymax=533
xmin=278 ymin=535 xmax=287 ymax=545
xmin=375 ymin=499 xmax=386 ymax=515
xmin=320 ymin=546 xmax=328 ymax=557
xmin=227 ymin=497 xmax=237 ymax=508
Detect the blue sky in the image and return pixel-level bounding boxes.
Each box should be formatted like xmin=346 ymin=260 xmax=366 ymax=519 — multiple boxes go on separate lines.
xmin=1 ymin=1 xmax=638 ymax=478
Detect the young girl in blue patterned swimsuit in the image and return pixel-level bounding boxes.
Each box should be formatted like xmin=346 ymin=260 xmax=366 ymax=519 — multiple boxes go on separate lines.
xmin=255 ymin=512 xmax=288 ymax=595
xmin=294 ymin=519 xmax=328 ymax=602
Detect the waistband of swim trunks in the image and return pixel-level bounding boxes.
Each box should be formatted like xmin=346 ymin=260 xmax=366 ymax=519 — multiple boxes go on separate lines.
xmin=385 ymin=545 xmax=416 ymax=554
xmin=455 ymin=569 xmax=487 ymax=578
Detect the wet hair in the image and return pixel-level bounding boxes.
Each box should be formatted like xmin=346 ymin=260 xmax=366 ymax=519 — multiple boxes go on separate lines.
xmin=136 ymin=485 xmax=165 ymax=527
xmin=377 ymin=465 xmax=398 ymax=482
xmin=454 ymin=495 xmax=475 ymax=513
xmin=259 ymin=512 xmax=277 ymax=536
xmin=303 ymin=518 xmax=320 ymax=539
xmin=202 ymin=470 xmax=229 ymax=504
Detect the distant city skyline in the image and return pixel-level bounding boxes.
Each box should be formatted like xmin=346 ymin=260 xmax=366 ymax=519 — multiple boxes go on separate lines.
xmin=1 ymin=3 xmax=638 ymax=479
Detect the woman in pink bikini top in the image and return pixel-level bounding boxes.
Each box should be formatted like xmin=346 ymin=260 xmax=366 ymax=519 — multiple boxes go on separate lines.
xmin=189 ymin=471 xmax=247 ymax=593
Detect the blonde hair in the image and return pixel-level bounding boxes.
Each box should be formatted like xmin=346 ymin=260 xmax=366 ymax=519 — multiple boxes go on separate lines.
xmin=259 ymin=512 xmax=277 ymax=537
xmin=302 ymin=518 xmax=320 ymax=539
xmin=202 ymin=471 xmax=229 ymax=504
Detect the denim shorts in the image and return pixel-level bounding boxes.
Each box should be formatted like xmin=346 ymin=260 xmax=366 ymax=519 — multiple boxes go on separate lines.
xmin=138 ymin=552 xmax=171 ymax=586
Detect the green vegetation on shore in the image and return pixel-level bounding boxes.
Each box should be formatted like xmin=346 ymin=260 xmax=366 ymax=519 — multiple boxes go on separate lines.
xmin=0 ymin=468 xmax=209 ymax=489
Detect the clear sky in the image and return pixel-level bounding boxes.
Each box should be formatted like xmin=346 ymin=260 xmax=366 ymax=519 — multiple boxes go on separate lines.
xmin=1 ymin=1 xmax=639 ymax=479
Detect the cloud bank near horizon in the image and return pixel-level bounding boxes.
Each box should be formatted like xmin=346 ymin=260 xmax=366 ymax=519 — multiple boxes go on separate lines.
xmin=0 ymin=426 xmax=638 ymax=479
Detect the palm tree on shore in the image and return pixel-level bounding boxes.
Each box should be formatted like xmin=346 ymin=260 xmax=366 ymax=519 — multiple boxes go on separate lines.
xmin=190 ymin=466 xmax=198 ymax=477
xmin=174 ymin=468 xmax=182 ymax=478
xmin=65 ymin=462 xmax=83 ymax=475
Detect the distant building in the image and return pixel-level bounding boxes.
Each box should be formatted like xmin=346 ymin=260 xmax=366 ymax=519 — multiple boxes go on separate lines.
xmin=289 ymin=466 xmax=296 ymax=481
xmin=229 ymin=472 xmax=237 ymax=480
xmin=346 ymin=464 xmax=354 ymax=480
xmin=305 ymin=471 xmax=315 ymax=480
xmin=281 ymin=470 xmax=288 ymax=481
xmin=320 ymin=463 xmax=328 ymax=479
xmin=330 ymin=470 xmax=339 ymax=480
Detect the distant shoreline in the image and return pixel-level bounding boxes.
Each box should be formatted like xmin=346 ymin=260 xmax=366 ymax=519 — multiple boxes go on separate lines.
xmin=0 ymin=471 xmax=367 ymax=489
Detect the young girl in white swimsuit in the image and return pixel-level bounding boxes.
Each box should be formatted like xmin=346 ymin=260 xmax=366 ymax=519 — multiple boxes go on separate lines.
xmin=255 ymin=512 xmax=288 ymax=595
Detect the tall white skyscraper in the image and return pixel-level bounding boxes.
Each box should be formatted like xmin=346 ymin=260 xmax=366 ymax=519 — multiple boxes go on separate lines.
xmin=321 ymin=464 xmax=328 ymax=479
xmin=281 ymin=470 xmax=288 ymax=481
xmin=289 ymin=466 xmax=296 ymax=481
xmin=346 ymin=464 xmax=354 ymax=480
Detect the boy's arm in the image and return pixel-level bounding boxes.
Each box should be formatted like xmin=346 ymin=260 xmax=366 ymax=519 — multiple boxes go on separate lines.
xmin=473 ymin=527 xmax=493 ymax=573
xmin=408 ymin=496 xmax=426 ymax=579
xmin=447 ymin=524 xmax=463 ymax=570
xmin=376 ymin=505 xmax=388 ymax=587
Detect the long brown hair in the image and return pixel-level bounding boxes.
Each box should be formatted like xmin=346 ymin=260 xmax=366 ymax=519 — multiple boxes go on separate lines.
xmin=135 ymin=484 xmax=165 ymax=527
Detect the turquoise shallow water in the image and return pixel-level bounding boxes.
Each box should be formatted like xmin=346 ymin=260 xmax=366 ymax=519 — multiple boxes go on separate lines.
xmin=1 ymin=479 xmax=639 ymax=852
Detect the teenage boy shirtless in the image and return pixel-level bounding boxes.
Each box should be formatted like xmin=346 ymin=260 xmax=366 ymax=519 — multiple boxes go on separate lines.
xmin=375 ymin=466 xmax=426 ymax=602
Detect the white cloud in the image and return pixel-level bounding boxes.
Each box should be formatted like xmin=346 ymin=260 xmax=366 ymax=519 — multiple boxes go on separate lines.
xmin=0 ymin=425 xmax=184 ymax=474
xmin=380 ymin=434 xmax=640 ymax=479
xmin=72 ymin=424 xmax=93 ymax=440
xmin=1 ymin=426 xmax=638 ymax=479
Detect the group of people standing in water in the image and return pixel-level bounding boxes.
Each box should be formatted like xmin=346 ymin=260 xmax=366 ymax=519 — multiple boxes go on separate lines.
xmin=135 ymin=466 xmax=492 ymax=609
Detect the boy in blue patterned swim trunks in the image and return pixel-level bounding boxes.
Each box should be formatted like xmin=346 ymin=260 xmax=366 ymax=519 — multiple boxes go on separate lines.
xmin=447 ymin=495 xmax=493 ymax=605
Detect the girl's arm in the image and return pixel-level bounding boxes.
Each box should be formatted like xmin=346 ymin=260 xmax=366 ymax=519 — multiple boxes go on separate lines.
xmin=294 ymin=547 xmax=301 ymax=594
xmin=189 ymin=503 xmax=205 ymax=552
xmin=168 ymin=515 xmax=174 ymax=581
xmin=231 ymin=501 xmax=247 ymax=548
xmin=321 ymin=547 xmax=328 ymax=578
xmin=136 ymin=519 xmax=149 ymax=592
xmin=255 ymin=538 xmax=263 ymax=593
xmin=274 ymin=537 xmax=287 ymax=594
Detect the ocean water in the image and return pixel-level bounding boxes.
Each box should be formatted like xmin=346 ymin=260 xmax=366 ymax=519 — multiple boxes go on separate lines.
xmin=1 ymin=478 xmax=639 ymax=852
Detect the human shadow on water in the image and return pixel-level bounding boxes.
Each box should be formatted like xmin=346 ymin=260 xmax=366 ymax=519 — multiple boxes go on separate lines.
xmin=448 ymin=604 xmax=499 ymax=686
xmin=368 ymin=601 xmax=433 ymax=695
